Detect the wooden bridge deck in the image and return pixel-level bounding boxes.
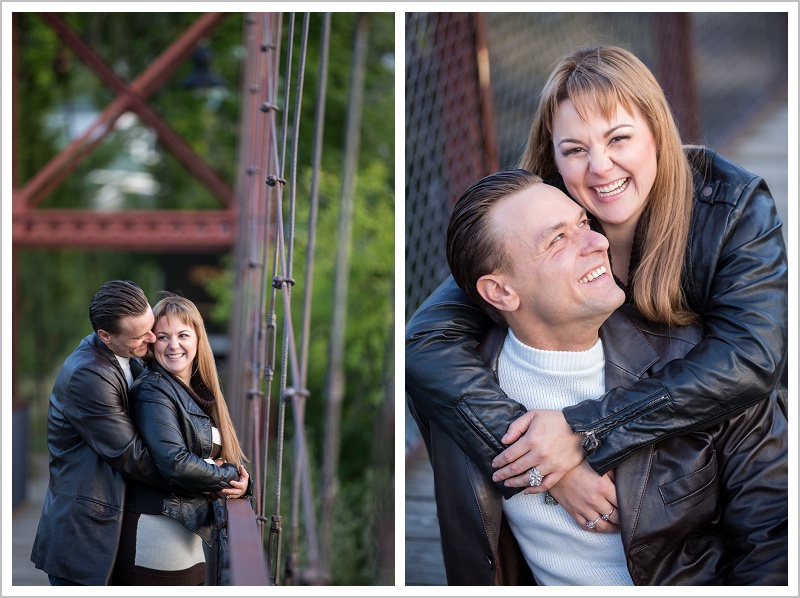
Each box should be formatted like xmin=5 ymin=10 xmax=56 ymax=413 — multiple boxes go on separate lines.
xmin=404 ymin=439 xmax=447 ymax=586
xmin=11 ymin=452 xmax=50 ymax=587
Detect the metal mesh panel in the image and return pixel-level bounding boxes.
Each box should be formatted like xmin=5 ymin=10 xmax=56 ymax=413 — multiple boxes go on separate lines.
xmin=405 ymin=11 xmax=788 ymax=322
xmin=405 ymin=13 xmax=495 ymax=319
xmin=405 ymin=14 xmax=448 ymax=321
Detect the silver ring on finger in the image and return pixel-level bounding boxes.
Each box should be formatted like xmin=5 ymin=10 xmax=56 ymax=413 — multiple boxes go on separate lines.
xmin=601 ymin=506 xmax=614 ymax=521
xmin=528 ymin=466 xmax=544 ymax=487
xmin=586 ymin=514 xmax=602 ymax=529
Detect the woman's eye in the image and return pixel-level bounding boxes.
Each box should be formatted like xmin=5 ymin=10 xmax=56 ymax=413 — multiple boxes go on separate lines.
xmin=609 ymin=135 xmax=630 ymax=144
xmin=562 ymin=147 xmax=583 ymax=156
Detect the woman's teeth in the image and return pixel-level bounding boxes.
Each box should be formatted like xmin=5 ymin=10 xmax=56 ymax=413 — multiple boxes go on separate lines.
xmin=593 ymin=178 xmax=629 ymax=198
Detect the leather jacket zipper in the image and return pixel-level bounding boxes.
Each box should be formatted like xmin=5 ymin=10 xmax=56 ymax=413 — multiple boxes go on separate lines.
xmin=577 ymin=429 xmax=599 ymax=454
xmin=574 ymin=392 xmax=671 ymax=455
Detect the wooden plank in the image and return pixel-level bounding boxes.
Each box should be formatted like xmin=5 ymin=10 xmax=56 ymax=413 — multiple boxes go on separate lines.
xmin=405 ymin=447 xmax=447 ymax=585
xmin=405 ymin=538 xmax=447 ymax=586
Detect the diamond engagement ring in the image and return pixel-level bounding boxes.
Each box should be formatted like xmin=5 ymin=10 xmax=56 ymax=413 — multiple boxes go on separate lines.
xmin=528 ymin=466 xmax=544 ymax=487
xmin=586 ymin=514 xmax=602 ymax=529
xmin=601 ymin=506 xmax=615 ymax=521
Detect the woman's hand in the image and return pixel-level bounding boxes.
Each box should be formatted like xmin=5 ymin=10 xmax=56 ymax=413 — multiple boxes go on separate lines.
xmin=220 ymin=464 xmax=249 ymax=499
xmin=491 ymin=409 xmax=584 ymax=491
xmin=537 ymin=461 xmax=619 ymax=532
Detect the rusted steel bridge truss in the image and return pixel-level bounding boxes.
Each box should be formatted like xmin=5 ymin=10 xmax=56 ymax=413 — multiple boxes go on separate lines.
xmin=12 ymin=12 xmax=236 ymax=251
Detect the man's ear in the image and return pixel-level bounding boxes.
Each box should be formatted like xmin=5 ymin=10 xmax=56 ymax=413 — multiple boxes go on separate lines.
xmin=96 ymin=329 xmax=112 ymax=344
xmin=476 ymin=274 xmax=520 ymax=313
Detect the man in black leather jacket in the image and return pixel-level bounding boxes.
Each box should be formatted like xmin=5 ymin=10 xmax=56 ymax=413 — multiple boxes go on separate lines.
xmin=30 ymin=280 xmax=238 ymax=585
xmin=407 ymin=171 xmax=788 ymax=585
xmin=406 ymin=147 xmax=787 ymax=500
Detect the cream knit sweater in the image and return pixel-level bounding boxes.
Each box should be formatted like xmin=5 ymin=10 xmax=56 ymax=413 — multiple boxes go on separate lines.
xmin=499 ymin=328 xmax=634 ymax=586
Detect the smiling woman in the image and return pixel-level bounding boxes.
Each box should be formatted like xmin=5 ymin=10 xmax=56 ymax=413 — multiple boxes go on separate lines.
xmin=552 ymin=100 xmax=658 ymax=283
xmin=111 ymin=293 xmax=250 ymax=586
xmin=523 ymin=47 xmax=693 ymax=321
xmin=153 ymin=313 xmax=198 ymax=385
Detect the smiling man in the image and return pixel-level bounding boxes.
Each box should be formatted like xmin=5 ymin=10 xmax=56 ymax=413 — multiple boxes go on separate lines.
xmin=31 ymin=280 xmax=167 ymax=586
xmin=406 ymin=169 xmax=787 ymax=585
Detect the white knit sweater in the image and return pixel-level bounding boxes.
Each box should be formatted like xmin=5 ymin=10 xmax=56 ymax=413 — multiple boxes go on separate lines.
xmin=499 ymin=328 xmax=634 ymax=586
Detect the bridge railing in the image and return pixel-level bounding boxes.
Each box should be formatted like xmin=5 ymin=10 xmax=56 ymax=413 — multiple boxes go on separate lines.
xmin=209 ymin=498 xmax=273 ymax=586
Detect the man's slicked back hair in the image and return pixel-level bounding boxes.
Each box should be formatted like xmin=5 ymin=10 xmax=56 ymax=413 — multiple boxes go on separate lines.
xmin=446 ymin=169 xmax=543 ymax=323
xmin=88 ymin=280 xmax=150 ymax=334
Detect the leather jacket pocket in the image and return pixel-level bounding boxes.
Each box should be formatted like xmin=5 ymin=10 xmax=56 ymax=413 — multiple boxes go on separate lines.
xmin=659 ymin=448 xmax=718 ymax=507
xmin=76 ymin=495 xmax=120 ymax=516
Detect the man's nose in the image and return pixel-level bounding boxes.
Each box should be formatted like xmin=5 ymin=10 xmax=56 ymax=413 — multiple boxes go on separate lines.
xmin=582 ymin=228 xmax=610 ymax=253
xmin=145 ymin=331 xmax=156 ymax=343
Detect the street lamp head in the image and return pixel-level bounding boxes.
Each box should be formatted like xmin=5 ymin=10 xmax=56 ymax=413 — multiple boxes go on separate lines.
xmin=181 ymin=43 xmax=227 ymax=90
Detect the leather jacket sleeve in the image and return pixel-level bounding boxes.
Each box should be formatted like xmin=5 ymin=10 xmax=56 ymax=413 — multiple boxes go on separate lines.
xmin=564 ymin=162 xmax=788 ymax=472
xmin=63 ymin=365 xmax=164 ymax=485
xmin=131 ymin=378 xmax=239 ymax=494
xmin=406 ymin=276 xmax=526 ymax=498
xmin=406 ymin=159 xmax=787 ymax=487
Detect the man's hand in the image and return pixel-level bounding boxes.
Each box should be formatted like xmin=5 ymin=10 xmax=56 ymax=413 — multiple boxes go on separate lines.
xmin=491 ymin=409 xmax=584 ymax=491
xmin=532 ymin=461 xmax=619 ymax=532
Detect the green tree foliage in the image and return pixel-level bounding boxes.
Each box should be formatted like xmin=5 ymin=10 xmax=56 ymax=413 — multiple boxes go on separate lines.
xmin=14 ymin=11 xmax=394 ymax=585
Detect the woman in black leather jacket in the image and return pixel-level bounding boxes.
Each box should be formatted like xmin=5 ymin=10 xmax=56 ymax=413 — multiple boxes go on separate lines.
xmin=111 ymin=294 xmax=250 ymax=585
xmin=405 ymin=46 xmax=788 ymax=528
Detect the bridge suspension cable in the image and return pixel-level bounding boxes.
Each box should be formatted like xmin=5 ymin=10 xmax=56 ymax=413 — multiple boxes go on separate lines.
xmin=228 ymin=11 xmax=328 ymax=586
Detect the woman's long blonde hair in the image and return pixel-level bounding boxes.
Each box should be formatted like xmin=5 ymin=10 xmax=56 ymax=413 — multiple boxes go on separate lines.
xmin=152 ymin=293 xmax=247 ymax=466
xmin=519 ymin=46 xmax=696 ymax=326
